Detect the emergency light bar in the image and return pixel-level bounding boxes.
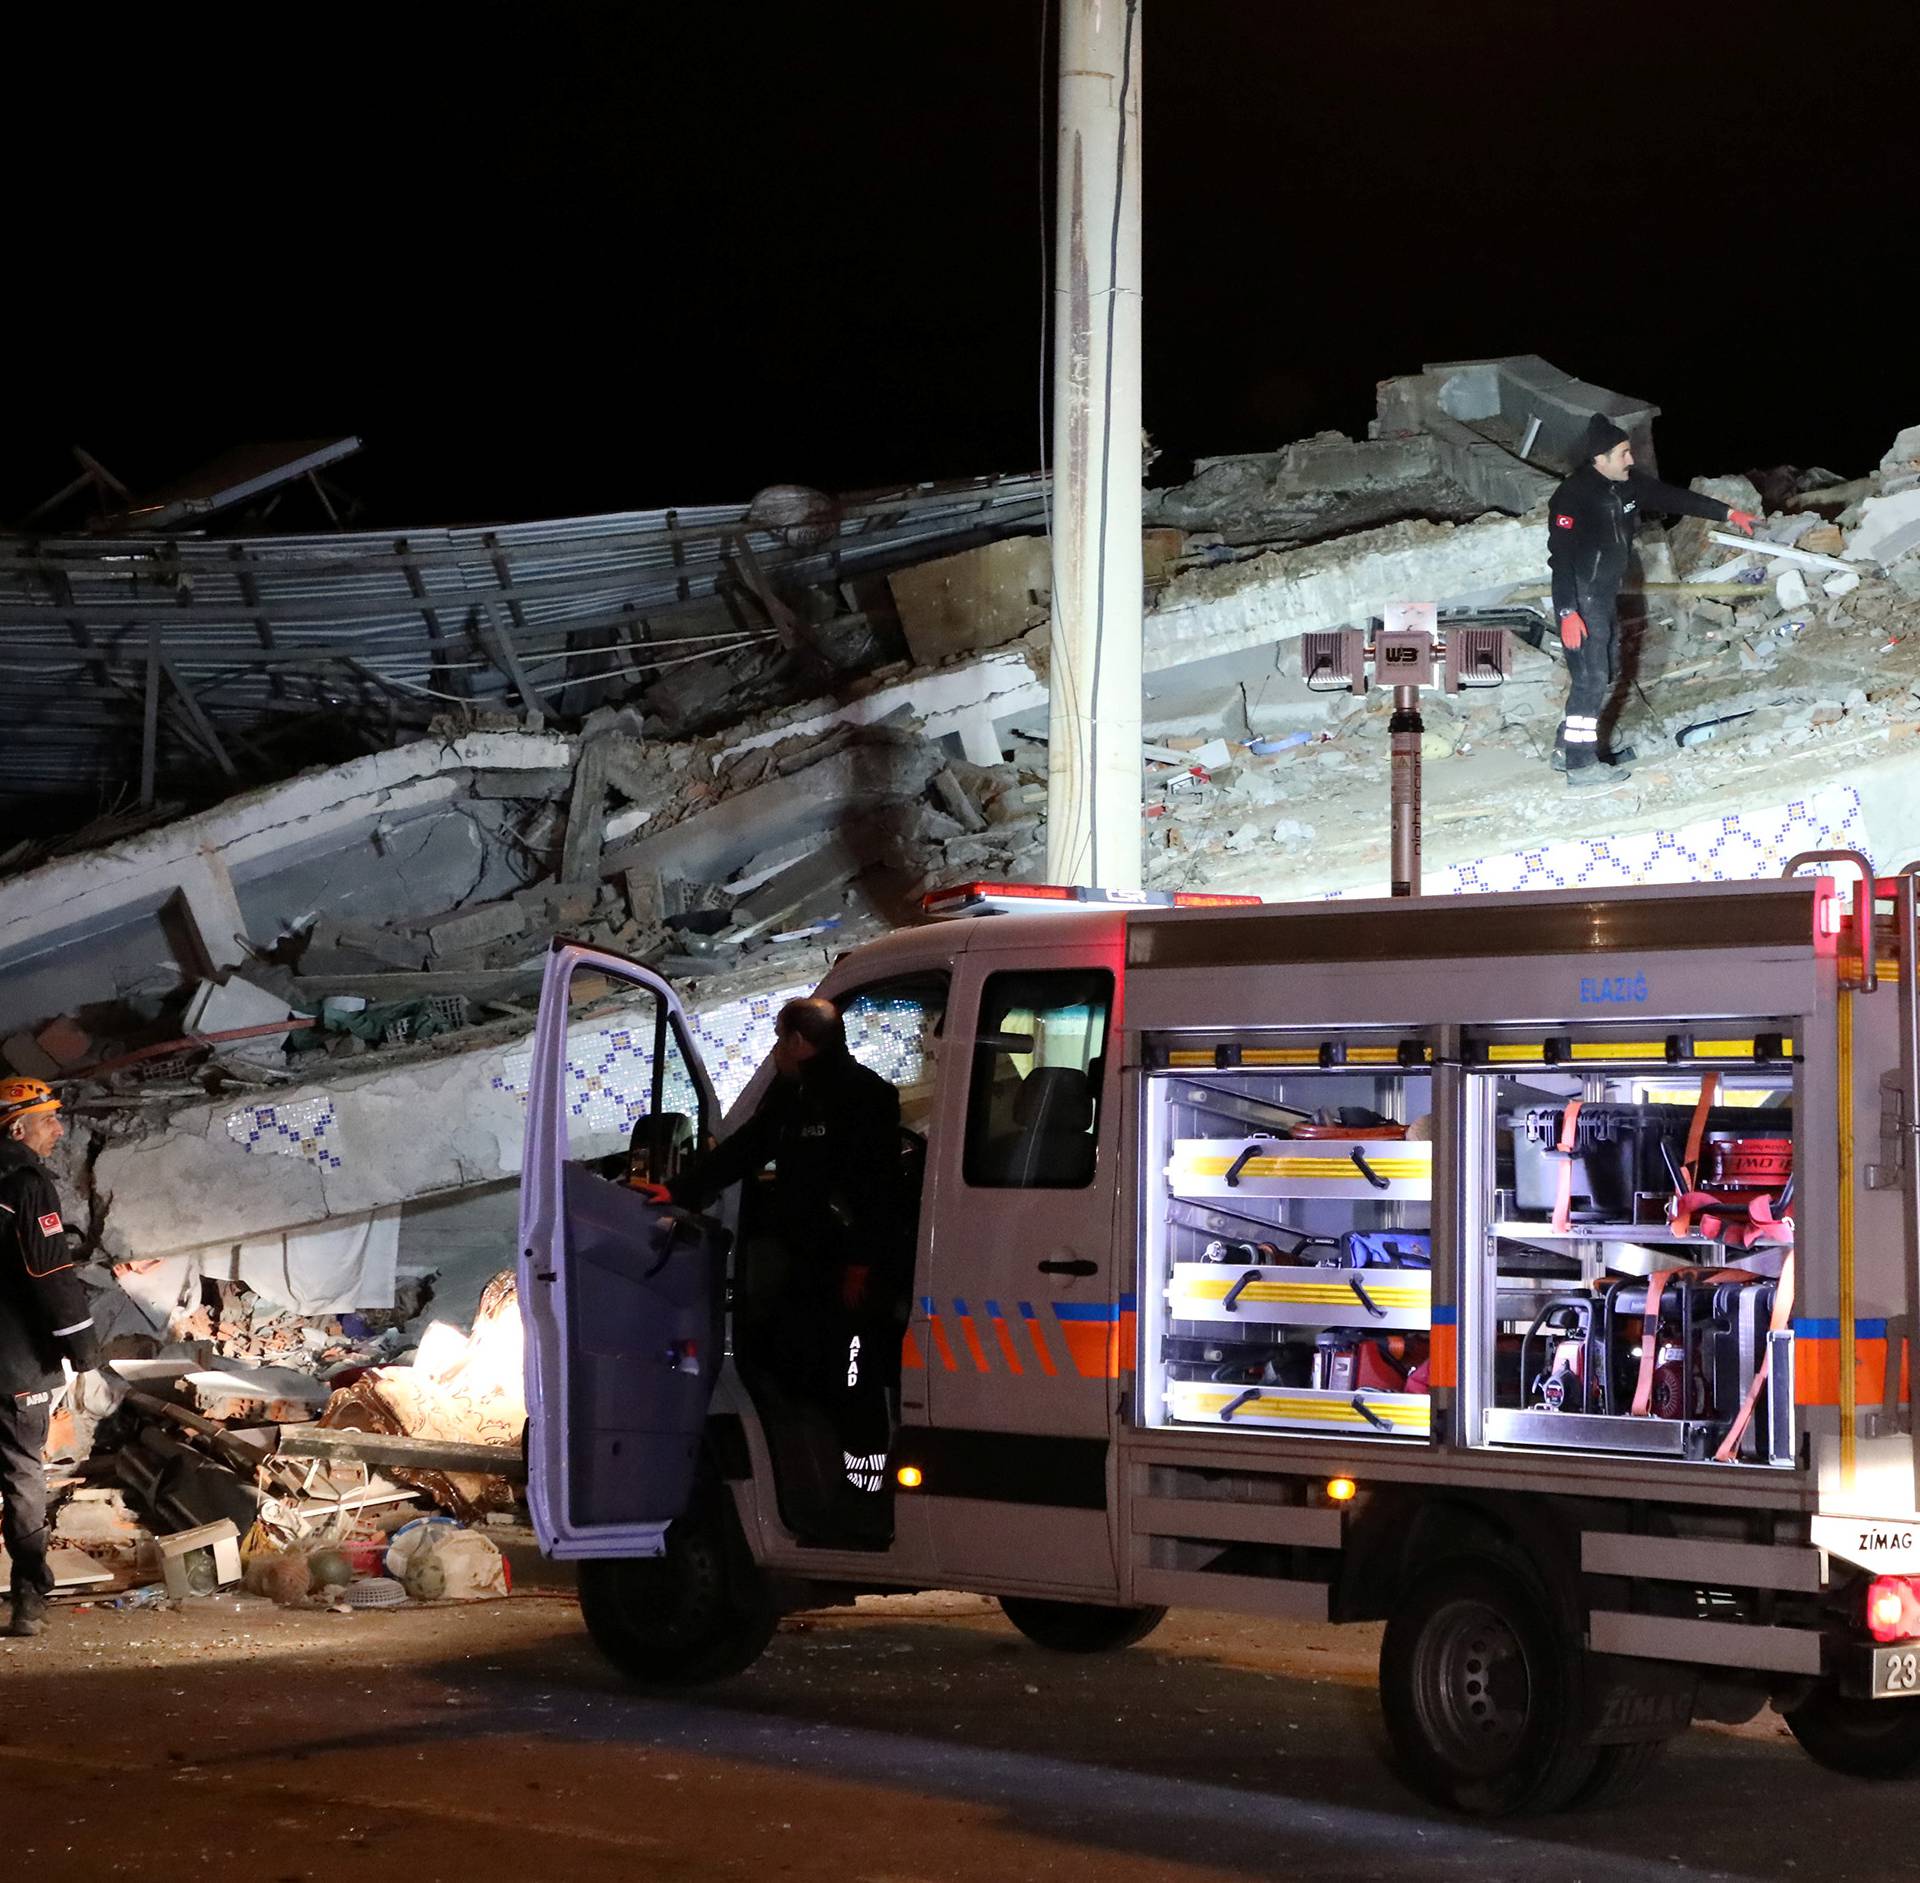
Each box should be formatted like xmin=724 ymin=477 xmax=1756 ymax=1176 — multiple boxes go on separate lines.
xmin=921 ymin=881 xmax=1263 ymax=919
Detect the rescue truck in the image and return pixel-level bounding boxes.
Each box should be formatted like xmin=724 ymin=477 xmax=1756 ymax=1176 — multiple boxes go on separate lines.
xmin=516 ymin=856 xmax=1920 ymax=1815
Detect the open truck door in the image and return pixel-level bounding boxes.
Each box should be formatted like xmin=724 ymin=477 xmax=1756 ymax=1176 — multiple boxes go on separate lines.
xmin=517 ymin=940 xmax=725 ymax=1560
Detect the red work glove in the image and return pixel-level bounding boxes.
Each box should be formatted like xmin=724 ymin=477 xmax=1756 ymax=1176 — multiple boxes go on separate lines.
xmin=1726 ymin=508 xmax=1757 ymax=536
xmin=840 ymin=1264 xmax=871 ymax=1311
xmin=628 ymin=1179 xmax=673 ymax=1204
xmin=1558 ymin=610 xmax=1587 ymax=650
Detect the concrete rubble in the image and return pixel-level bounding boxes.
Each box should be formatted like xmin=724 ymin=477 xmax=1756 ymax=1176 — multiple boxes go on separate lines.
xmin=2 ymin=360 xmax=1917 ymax=1597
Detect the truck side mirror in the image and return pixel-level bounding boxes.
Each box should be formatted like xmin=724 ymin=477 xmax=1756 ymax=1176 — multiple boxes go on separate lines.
xmin=628 ymin=1110 xmax=694 ymax=1186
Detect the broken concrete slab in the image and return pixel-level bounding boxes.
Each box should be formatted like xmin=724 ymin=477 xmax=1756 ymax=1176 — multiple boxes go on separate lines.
xmin=182 ymin=976 xmax=297 ymax=1068
xmin=1146 ymin=431 xmax=1491 ymax=546
xmin=726 ymin=836 xmax=870 ymax=942
xmin=1849 ymin=489 xmax=1920 ymax=568
xmin=308 ymin=915 xmax=428 ymax=973
xmin=0 ymin=732 xmax=574 ymax=1035
xmin=469 ymin=768 xmax=574 ymax=799
xmin=601 ymin=734 xmax=944 ymax=887
xmin=931 ymin=769 xmax=989 ymax=834
xmin=425 ymin=898 xmax=534 ymax=959
xmin=1147 ymin=511 xmax=1545 ymax=674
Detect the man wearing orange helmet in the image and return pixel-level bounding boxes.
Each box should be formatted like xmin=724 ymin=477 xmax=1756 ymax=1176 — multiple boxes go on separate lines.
xmin=0 ymin=1077 xmax=101 ymax=1637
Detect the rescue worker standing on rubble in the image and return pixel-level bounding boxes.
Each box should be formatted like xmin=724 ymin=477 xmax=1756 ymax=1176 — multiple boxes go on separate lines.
xmin=653 ymin=997 xmax=909 ymax=1536
xmin=0 ymin=1077 xmax=101 ymax=1637
xmin=1549 ymin=412 xmax=1758 ymax=786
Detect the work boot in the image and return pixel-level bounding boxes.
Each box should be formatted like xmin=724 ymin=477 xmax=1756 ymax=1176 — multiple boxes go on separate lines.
xmin=1550 ymin=741 xmax=1568 ymax=774
xmin=1600 ymin=743 xmax=1637 ymax=765
xmin=1567 ymin=762 xmax=1632 ymax=788
xmin=6 ymin=1590 xmax=49 ymax=1638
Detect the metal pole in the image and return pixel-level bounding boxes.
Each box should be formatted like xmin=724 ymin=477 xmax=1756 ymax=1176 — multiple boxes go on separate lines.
xmin=1047 ymin=0 xmax=1143 ymax=890
xmin=1389 ymin=684 xmax=1423 ymax=897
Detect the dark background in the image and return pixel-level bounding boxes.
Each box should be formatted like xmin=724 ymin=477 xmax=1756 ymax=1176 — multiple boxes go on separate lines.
xmin=5 ymin=1 xmax=1914 ymax=528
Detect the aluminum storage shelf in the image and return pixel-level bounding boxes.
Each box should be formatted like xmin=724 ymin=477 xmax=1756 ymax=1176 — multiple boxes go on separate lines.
xmin=1482 ymin=1407 xmax=1697 ymax=1455
xmin=1169 ymin=1262 xmax=1431 ymax=1330
xmin=1168 ymin=1137 xmax=1432 ymax=1202
xmin=1166 ymin=1380 xmax=1432 ymax=1437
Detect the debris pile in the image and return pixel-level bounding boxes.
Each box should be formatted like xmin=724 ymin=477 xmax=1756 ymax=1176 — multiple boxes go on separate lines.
xmin=11 ymin=1271 xmax=530 ymax=1617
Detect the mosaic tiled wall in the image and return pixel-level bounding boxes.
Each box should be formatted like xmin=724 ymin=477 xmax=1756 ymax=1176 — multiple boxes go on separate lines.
xmin=1440 ymin=784 xmax=1864 ymax=896
xmin=223 ymin=1095 xmax=344 ymax=1169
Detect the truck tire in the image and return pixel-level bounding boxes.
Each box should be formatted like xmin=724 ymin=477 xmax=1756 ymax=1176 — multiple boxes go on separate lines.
xmin=1379 ymin=1558 xmax=1598 ymax=1815
xmin=578 ymin=1492 xmax=777 ymax=1686
xmin=1786 ymin=1684 xmax=1920 ymax=1779
xmin=1566 ymin=1737 xmax=1667 ymax=1808
xmin=999 ymin=1596 xmax=1167 ymax=1654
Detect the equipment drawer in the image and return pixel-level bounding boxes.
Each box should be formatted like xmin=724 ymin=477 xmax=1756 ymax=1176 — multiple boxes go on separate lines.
xmin=1166 ymin=1378 xmax=1431 ymax=1437
xmin=1168 ymin=1135 xmax=1432 ymax=1201
xmin=1169 ymin=1260 xmax=1431 ymax=1330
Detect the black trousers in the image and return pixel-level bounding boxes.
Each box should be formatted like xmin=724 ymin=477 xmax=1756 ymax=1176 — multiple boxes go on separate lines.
xmin=1559 ymin=589 xmax=1623 ymax=769
xmin=0 ymin=1391 xmax=53 ymax=1599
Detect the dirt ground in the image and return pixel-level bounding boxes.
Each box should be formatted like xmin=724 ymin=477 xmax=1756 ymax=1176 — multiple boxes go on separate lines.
xmin=1 ymin=1574 xmax=1913 ymax=1883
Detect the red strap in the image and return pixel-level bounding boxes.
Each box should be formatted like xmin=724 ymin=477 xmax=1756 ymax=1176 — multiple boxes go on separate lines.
xmin=1670 ymin=1075 xmax=1721 ymax=1239
xmin=1551 ymin=1098 xmax=1583 ymax=1235
xmin=1630 ymin=1270 xmax=1677 ymax=1416
xmin=1715 ymin=1249 xmax=1797 ymax=1462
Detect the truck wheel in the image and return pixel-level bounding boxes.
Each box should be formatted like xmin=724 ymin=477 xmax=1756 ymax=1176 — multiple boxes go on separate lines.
xmin=578 ymin=1493 xmax=776 ymax=1686
xmin=999 ymin=1596 xmax=1167 ymax=1653
xmin=1786 ymin=1685 xmax=1920 ymax=1779
xmin=1379 ymin=1559 xmax=1597 ymax=1815
xmin=1567 ymin=1737 xmax=1667 ymax=1808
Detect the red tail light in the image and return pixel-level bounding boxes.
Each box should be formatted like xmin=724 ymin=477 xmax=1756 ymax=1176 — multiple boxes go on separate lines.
xmin=1866 ymin=1575 xmax=1920 ymax=1643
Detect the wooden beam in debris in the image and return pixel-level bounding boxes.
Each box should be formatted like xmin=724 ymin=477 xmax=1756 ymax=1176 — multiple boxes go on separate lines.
xmin=475 ymin=600 xmax=547 ymax=724
xmin=397 ymin=534 xmax=469 ymax=699
xmin=230 ymin=547 xmax=286 ymax=701
xmin=731 ymin=529 xmax=806 ymax=650
xmin=139 ymin=619 xmax=162 ymax=806
xmin=158 ymin=657 xmax=239 ymax=779
xmin=273 ymin=1426 xmax=527 ymax=1482
xmin=560 ymin=737 xmax=612 ymax=884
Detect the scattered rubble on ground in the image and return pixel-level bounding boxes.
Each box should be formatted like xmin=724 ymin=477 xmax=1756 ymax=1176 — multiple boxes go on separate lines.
xmin=6 ymin=1270 xmax=529 ymax=1619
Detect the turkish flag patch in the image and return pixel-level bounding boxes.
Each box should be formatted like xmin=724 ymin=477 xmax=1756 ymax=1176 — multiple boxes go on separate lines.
xmin=1554 ymin=513 xmax=1575 ymax=529
xmin=37 ymin=1211 xmax=62 ymax=1236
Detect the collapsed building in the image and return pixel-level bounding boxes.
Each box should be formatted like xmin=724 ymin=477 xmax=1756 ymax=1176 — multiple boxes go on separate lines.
xmin=1 ymin=356 xmax=1917 ymax=1580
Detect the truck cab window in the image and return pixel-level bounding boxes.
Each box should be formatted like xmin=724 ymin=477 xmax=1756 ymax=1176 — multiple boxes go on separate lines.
xmin=543 ymin=981 xmax=707 ymax=1186
xmin=963 ymin=969 xmax=1112 ymax=1189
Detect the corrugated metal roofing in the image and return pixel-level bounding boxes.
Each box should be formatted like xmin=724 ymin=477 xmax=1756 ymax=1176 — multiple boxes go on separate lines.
xmin=0 ymin=471 xmax=1047 ymax=809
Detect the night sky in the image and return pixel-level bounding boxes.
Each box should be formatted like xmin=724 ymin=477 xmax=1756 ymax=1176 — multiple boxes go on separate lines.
xmin=8 ymin=2 xmax=1914 ymax=528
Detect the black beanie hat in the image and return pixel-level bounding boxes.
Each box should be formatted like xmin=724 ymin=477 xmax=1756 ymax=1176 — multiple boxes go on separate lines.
xmin=1578 ymin=413 xmax=1630 ymax=463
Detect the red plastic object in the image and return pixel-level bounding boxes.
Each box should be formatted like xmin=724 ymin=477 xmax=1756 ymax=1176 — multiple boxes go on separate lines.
xmin=341 ymin=1537 xmax=389 ymax=1578
xmin=1705 ymin=1136 xmax=1793 ymax=1188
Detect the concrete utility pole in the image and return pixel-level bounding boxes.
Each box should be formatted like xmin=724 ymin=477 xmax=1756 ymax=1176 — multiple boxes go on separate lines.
xmin=1047 ymin=0 xmax=1143 ymax=890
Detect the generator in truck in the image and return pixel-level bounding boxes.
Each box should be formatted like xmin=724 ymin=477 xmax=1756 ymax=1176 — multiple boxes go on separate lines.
xmin=516 ymin=860 xmax=1920 ymax=1815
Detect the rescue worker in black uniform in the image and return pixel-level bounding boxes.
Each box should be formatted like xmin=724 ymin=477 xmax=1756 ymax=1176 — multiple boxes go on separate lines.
xmin=657 ymin=998 xmax=909 ymax=1540
xmin=0 ymin=1077 xmax=101 ymax=1637
xmin=1548 ymin=413 xmax=1758 ymax=785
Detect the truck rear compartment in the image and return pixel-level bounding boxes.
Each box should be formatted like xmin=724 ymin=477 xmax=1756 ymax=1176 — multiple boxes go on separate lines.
xmin=1142 ymin=1032 xmax=1800 ymax=1472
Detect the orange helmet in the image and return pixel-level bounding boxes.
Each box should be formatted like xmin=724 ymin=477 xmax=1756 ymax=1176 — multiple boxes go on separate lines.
xmin=0 ymin=1076 xmax=60 ymax=1128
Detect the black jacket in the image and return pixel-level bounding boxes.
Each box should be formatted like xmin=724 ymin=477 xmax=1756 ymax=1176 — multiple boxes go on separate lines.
xmin=1548 ymin=464 xmax=1731 ymax=619
xmin=0 ymin=1137 xmax=102 ymax=1397
xmin=669 ymin=1052 xmax=907 ymax=1282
